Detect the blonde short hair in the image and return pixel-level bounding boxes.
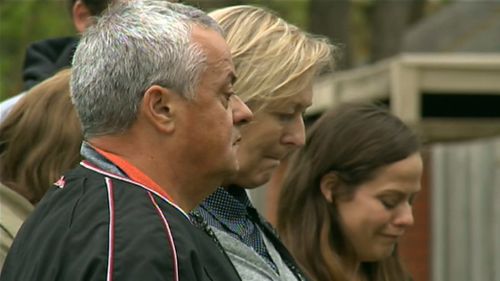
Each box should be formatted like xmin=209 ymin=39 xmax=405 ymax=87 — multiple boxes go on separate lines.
xmin=210 ymin=5 xmax=336 ymax=110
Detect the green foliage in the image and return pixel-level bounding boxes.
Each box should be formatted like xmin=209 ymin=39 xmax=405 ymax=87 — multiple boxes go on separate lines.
xmin=185 ymin=0 xmax=309 ymax=28
xmin=0 ymin=0 xmax=74 ymax=101
xmin=267 ymin=0 xmax=309 ymax=29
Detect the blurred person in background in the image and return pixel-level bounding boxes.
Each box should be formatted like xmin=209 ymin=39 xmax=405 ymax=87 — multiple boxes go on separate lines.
xmin=21 ymin=0 xmax=106 ymax=91
xmin=0 ymin=0 xmax=110 ymax=264
xmin=0 ymin=0 xmax=178 ymax=122
xmin=277 ymin=103 xmax=422 ymax=281
xmin=0 ymin=0 xmax=117 ymax=265
xmin=0 ymin=69 xmax=82 ymax=270
xmin=192 ymin=5 xmax=335 ymax=281
xmin=0 ymin=0 xmax=105 ymax=120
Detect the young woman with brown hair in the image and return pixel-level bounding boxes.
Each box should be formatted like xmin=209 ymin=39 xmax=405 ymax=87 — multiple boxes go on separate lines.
xmin=277 ymin=103 xmax=422 ymax=281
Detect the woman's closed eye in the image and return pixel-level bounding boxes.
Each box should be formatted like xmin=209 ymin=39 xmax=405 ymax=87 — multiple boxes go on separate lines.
xmin=275 ymin=110 xmax=305 ymax=123
xmin=378 ymin=193 xmax=404 ymax=209
xmin=380 ymin=192 xmax=418 ymax=209
xmin=276 ymin=112 xmax=295 ymax=122
xmin=380 ymin=198 xmax=399 ymax=209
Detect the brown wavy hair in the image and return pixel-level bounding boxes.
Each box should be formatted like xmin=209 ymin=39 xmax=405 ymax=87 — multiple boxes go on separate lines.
xmin=0 ymin=69 xmax=82 ymax=204
xmin=276 ymin=103 xmax=419 ymax=281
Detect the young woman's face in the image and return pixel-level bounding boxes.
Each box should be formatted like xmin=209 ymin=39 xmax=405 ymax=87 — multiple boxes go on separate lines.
xmin=336 ymin=153 xmax=423 ymax=262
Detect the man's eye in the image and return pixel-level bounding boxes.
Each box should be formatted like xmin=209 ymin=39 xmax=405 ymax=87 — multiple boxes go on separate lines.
xmin=226 ymin=90 xmax=236 ymax=99
xmin=221 ymin=92 xmax=236 ymax=109
xmin=222 ymin=92 xmax=234 ymax=105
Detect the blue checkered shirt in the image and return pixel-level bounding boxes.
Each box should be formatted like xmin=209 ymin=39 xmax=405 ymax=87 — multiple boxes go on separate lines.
xmin=193 ymin=187 xmax=278 ymax=272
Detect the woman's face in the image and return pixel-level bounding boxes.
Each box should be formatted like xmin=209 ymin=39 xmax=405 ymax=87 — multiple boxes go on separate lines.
xmin=336 ymin=153 xmax=423 ymax=262
xmin=228 ymin=86 xmax=313 ymax=188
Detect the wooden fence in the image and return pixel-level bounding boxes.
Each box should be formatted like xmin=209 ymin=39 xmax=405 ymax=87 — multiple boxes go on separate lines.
xmin=431 ymin=137 xmax=500 ymax=281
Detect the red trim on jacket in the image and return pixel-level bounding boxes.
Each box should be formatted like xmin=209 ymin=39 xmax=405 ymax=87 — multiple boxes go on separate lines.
xmin=93 ymin=146 xmax=175 ymax=203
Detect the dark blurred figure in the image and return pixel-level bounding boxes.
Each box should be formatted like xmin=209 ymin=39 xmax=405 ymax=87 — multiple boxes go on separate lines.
xmin=0 ymin=0 xmax=111 ymax=121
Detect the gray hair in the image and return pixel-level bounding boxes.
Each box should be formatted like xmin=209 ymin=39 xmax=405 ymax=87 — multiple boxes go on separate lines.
xmin=71 ymin=0 xmax=222 ymax=138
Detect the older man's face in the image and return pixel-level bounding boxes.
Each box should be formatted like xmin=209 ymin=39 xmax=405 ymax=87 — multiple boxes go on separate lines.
xmin=175 ymin=25 xmax=253 ymax=188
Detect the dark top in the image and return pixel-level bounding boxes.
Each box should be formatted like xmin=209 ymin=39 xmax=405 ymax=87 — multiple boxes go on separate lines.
xmin=22 ymin=36 xmax=78 ymax=91
xmin=0 ymin=161 xmax=241 ymax=281
xmin=196 ymin=187 xmax=278 ymax=271
xmin=195 ymin=187 xmax=309 ymax=281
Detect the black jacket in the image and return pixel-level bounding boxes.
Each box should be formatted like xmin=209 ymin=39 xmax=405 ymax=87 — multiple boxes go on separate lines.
xmin=21 ymin=36 xmax=78 ymax=91
xmin=0 ymin=162 xmax=241 ymax=281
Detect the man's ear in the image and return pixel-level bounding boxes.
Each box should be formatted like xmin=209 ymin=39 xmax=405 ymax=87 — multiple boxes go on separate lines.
xmin=141 ymin=85 xmax=177 ymax=134
xmin=72 ymin=0 xmax=93 ymax=33
xmin=320 ymin=172 xmax=339 ymax=203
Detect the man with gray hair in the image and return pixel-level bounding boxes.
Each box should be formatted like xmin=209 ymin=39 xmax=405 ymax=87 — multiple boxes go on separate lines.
xmin=1 ymin=1 xmax=252 ymax=280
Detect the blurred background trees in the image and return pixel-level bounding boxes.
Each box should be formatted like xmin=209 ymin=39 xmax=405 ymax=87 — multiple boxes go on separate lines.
xmin=0 ymin=0 xmax=454 ymax=101
xmin=0 ymin=0 xmax=74 ymax=100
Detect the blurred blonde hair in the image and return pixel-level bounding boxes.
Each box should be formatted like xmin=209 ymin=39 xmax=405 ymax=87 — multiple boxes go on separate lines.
xmin=209 ymin=5 xmax=336 ymax=111
xmin=0 ymin=69 xmax=82 ymax=204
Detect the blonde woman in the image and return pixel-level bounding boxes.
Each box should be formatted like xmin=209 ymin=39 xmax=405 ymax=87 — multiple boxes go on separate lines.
xmin=193 ymin=5 xmax=335 ymax=281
